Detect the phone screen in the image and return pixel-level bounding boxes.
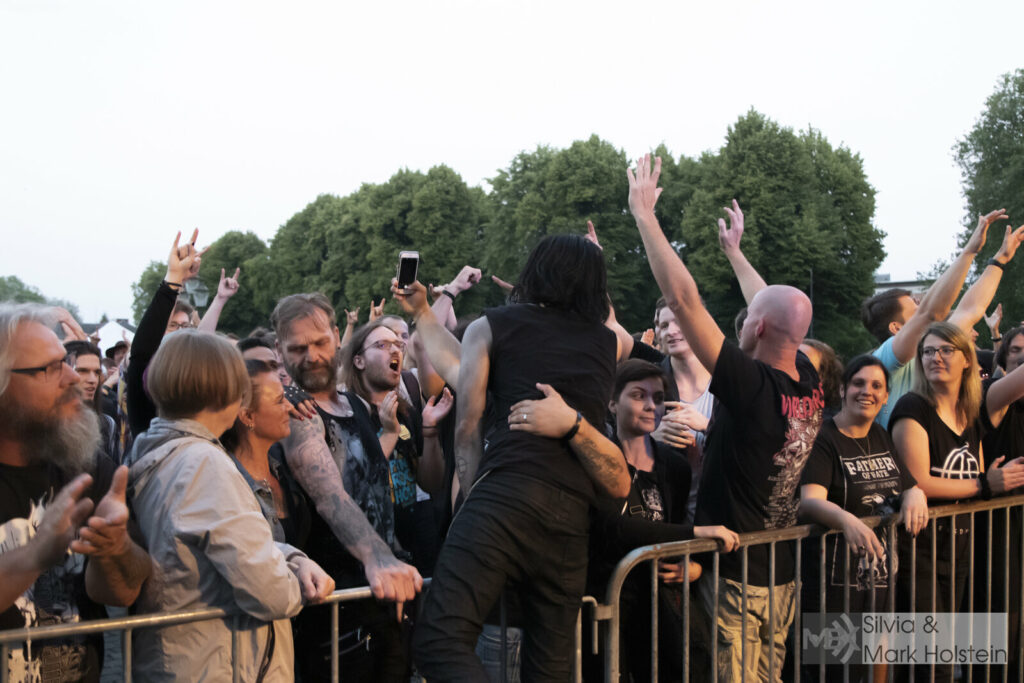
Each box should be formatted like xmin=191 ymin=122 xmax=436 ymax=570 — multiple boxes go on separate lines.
xmin=397 ymin=252 xmax=419 ymax=288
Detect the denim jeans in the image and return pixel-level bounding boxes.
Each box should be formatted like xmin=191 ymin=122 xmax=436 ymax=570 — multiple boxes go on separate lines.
xmin=476 ymin=625 xmax=522 ymax=683
xmin=413 ymin=471 xmax=589 ymax=682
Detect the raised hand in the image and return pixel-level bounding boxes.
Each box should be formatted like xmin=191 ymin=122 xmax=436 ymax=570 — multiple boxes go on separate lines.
xmin=447 ymin=266 xmax=483 ymax=296
xmin=344 ymin=307 xmax=360 ymax=326
xmin=422 ymin=388 xmax=454 ymax=428
xmin=54 ymin=307 xmax=88 ymax=341
xmin=584 ymin=220 xmax=602 ymax=250
xmin=216 ymin=267 xmax=241 ymax=301
xmin=717 ymin=199 xmax=746 ymax=254
xmin=369 ymin=298 xmax=386 ymax=322
xmin=626 ymin=154 xmax=663 ymax=218
xmin=985 ymin=303 xmax=1003 ymax=336
xmin=994 ymin=223 xmax=1024 ymax=264
xmin=964 ymin=209 xmax=1008 ymax=256
xmin=71 ymin=466 xmax=131 ymax=558
xmin=490 ymin=275 xmax=514 ymax=294
xmin=166 ymin=229 xmax=209 ymax=284
xmin=390 ymin=280 xmax=430 ymax=319
xmin=640 ymin=328 xmax=655 ymax=347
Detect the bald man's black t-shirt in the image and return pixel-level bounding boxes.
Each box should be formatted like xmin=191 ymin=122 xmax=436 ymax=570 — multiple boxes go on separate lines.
xmin=695 ymin=342 xmax=823 ymax=586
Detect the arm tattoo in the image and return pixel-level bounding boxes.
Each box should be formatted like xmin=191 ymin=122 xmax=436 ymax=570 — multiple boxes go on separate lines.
xmin=283 ymin=415 xmax=393 ymax=564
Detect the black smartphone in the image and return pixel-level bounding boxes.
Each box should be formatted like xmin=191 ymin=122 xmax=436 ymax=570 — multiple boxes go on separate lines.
xmin=397 ymin=251 xmax=419 ymax=289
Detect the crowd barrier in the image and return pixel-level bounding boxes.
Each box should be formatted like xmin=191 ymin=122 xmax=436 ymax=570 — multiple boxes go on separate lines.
xmin=2 ymin=495 xmax=1022 ymax=683
xmin=589 ymin=493 xmax=1024 ymax=682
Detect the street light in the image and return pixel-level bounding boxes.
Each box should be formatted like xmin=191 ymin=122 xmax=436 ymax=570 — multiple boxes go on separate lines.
xmin=184 ymin=279 xmax=211 ymax=309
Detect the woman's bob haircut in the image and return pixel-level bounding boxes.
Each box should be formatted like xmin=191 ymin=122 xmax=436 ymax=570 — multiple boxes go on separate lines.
xmin=510 ymin=234 xmax=609 ymax=324
xmin=148 ymin=330 xmax=250 ymax=419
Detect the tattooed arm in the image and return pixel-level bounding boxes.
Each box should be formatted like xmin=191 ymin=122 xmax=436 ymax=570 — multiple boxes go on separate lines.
xmin=453 ymin=318 xmax=491 ymax=494
xmin=282 ymin=414 xmax=422 ymax=604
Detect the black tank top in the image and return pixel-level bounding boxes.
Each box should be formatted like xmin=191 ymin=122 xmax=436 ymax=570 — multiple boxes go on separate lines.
xmin=478 ymin=304 xmax=617 ymax=503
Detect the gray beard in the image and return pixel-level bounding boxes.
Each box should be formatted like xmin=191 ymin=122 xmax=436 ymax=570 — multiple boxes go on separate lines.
xmin=0 ymin=395 xmax=101 ymax=477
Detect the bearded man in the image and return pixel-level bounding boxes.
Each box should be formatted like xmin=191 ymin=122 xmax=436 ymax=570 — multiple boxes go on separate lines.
xmin=0 ymin=303 xmax=150 ymax=682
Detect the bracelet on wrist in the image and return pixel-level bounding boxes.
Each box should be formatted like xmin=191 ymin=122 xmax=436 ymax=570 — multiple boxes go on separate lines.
xmin=163 ymin=279 xmax=183 ymax=290
xmin=987 ymin=258 xmax=1007 ymax=271
xmin=442 ymin=289 xmax=457 ymax=301
xmin=562 ymin=411 xmax=583 ymax=441
xmin=992 ymin=335 xmax=1002 ymax=342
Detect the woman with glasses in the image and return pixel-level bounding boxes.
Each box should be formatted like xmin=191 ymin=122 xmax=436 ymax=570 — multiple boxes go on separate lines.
xmin=889 ymin=321 xmax=1024 ymax=682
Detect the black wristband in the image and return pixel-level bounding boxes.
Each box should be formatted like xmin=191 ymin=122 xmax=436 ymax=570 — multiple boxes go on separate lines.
xmin=979 ymin=470 xmax=993 ymax=500
xmin=987 ymin=258 xmax=1006 ymax=271
xmin=162 ymin=279 xmax=183 ymax=291
xmin=992 ymin=335 xmax=1002 ymax=342
xmin=442 ymin=289 xmax=457 ymax=301
xmin=562 ymin=411 xmax=582 ymax=441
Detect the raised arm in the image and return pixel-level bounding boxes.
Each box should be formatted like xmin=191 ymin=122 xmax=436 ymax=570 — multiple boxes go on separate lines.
xmin=453 ymin=317 xmax=491 ymax=493
xmin=508 ymin=383 xmax=631 ymax=498
xmin=197 ymin=267 xmax=240 ymax=333
xmin=282 ymin=414 xmax=422 ymax=604
xmin=985 ymin=356 xmax=1024 ymax=428
xmin=340 ymin=307 xmax=359 ymax=348
xmin=948 ymin=222 xmax=1024 ymax=332
xmin=628 ymin=154 xmax=725 ymax=373
xmin=718 ymin=200 xmax=767 ymax=305
xmin=890 ymin=210 xmax=1007 ymax=363
xmin=392 ymin=280 xmax=463 ymax=388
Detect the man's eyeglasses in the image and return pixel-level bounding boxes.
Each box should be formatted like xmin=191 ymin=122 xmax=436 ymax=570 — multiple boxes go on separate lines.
xmin=360 ymin=340 xmax=407 ymax=354
xmin=921 ymin=345 xmax=959 ymax=360
xmin=10 ymin=358 xmax=69 ymax=382
xmin=167 ymin=321 xmax=194 ymax=331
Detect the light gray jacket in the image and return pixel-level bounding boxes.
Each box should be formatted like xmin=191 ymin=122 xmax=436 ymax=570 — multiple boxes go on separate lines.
xmin=126 ymin=418 xmax=304 ymax=682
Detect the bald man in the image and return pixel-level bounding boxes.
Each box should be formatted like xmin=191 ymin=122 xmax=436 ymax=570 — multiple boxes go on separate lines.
xmin=628 ymin=156 xmax=822 ymax=682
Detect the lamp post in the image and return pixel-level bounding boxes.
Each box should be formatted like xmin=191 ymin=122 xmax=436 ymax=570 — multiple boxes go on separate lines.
xmin=183 ymin=279 xmax=211 ymax=309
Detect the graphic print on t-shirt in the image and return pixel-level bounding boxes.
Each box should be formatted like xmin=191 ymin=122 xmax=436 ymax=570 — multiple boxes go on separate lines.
xmin=0 ymin=496 xmax=89 ymax=682
xmin=766 ymin=389 xmax=824 ymax=528
xmin=832 ymin=450 xmax=902 ymax=590
xmin=932 ymin=444 xmax=981 ymax=480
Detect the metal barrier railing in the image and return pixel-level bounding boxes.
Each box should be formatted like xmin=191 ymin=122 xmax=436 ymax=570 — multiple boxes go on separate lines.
xmin=0 ymin=582 xmax=421 ymax=683
xmin=3 ymin=495 xmax=1023 ymax=682
xmin=590 ymin=493 xmax=1024 ymax=683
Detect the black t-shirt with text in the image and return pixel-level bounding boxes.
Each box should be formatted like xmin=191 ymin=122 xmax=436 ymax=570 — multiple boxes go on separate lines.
xmin=695 ymin=342 xmax=823 ymax=585
xmin=801 ymin=418 xmax=913 ymax=593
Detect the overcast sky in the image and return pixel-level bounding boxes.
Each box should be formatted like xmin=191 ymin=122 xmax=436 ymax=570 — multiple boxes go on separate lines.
xmin=1 ymin=0 xmax=1020 ymax=323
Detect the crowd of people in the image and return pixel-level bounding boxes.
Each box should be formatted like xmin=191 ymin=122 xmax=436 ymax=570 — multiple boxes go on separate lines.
xmin=2 ymin=155 xmax=1024 ymax=682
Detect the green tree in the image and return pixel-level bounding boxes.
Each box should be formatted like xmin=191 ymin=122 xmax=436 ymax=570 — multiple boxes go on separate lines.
xmin=198 ymin=231 xmax=269 ymax=335
xmin=674 ymin=111 xmax=882 ymax=358
xmin=0 ymin=275 xmax=82 ymax=319
xmin=955 ymin=69 xmax=1024 ymax=336
xmin=130 ymin=261 xmax=167 ymax=325
xmin=483 ymin=135 xmax=665 ymax=332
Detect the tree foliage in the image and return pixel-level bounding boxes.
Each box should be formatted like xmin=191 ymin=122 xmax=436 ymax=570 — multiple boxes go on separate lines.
xmin=955 ymin=69 xmax=1024 ymax=334
xmin=1 ymin=275 xmax=82 ymax=319
xmin=127 ymin=113 xmax=884 ymax=357
xmin=676 ymin=111 xmax=883 ymax=357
